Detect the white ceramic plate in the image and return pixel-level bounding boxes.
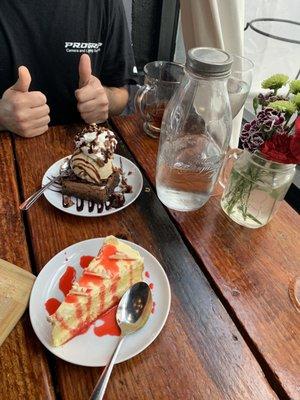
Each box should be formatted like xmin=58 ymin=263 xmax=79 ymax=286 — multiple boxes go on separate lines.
xmin=42 ymin=155 xmax=143 ymax=217
xmin=29 ymin=238 xmax=171 ymax=367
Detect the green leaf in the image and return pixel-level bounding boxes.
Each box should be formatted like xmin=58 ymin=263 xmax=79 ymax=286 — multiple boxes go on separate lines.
xmin=253 ymin=97 xmax=259 ymax=114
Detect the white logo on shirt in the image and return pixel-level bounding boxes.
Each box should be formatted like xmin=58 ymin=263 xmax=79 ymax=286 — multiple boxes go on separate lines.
xmin=65 ymin=42 xmax=102 ymax=53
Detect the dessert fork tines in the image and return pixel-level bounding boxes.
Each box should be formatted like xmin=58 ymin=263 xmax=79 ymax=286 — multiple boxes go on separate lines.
xmin=19 ymin=158 xmax=70 ymax=211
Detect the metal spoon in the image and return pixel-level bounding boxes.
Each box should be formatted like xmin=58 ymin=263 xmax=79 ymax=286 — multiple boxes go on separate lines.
xmin=19 ymin=158 xmax=70 ymax=211
xmin=90 ymin=282 xmax=153 ymax=400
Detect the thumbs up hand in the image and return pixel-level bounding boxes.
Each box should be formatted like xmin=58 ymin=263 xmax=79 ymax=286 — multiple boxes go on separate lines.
xmin=0 ymin=66 xmax=50 ymax=137
xmin=75 ymin=54 xmax=109 ymax=124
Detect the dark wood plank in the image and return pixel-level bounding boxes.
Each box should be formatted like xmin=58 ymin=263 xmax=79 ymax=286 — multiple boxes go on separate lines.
xmin=14 ymin=125 xmax=278 ymax=400
xmin=0 ymin=133 xmax=55 ymax=400
xmin=112 ymin=114 xmax=300 ymax=400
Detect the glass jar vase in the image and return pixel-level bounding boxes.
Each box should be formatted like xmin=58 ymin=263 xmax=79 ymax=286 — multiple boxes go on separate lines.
xmin=220 ymin=150 xmax=296 ymax=228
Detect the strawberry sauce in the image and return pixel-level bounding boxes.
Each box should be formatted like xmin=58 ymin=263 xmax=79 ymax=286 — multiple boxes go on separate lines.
xmin=94 ymin=306 xmax=121 ymax=337
xmin=45 ymin=298 xmax=61 ymax=315
xmin=59 ymin=266 xmax=76 ymax=296
xmin=80 ymin=255 xmax=94 ymax=269
xmin=100 ymin=244 xmax=118 ymax=273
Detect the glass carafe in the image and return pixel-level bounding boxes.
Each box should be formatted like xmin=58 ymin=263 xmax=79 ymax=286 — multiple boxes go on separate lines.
xmin=156 ymin=47 xmax=233 ymax=211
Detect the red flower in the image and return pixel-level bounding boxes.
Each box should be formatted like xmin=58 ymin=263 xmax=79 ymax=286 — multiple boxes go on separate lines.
xmin=261 ymin=135 xmax=292 ymax=163
xmin=260 ymin=116 xmax=300 ymax=163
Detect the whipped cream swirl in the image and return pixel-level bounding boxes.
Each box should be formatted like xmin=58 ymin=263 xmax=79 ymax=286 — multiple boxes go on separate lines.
xmin=74 ymin=124 xmax=117 ymax=165
xmin=71 ymin=124 xmax=117 ymax=184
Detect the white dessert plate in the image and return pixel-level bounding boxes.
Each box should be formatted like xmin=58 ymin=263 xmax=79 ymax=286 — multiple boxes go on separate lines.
xmin=42 ymin=155 xmax=143 ymax=217
xmin=29 ymin=238 xmax=171 ymax=367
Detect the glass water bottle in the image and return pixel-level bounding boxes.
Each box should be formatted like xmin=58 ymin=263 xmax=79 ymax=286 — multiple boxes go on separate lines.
xmin=156 ymin=47 xmax=233 ymax=211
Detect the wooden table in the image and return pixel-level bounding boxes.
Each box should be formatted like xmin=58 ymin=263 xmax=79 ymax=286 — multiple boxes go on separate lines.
xmin=0 ymin=116 xmax=299 ymax=400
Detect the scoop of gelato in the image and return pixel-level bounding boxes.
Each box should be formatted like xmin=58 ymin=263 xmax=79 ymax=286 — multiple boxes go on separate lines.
xmin=70 ymin=150 xmax=114 ymax=183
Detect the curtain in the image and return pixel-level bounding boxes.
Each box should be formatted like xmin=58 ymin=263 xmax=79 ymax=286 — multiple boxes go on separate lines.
xmin=180 ymin=0 xmax=245 ymax=148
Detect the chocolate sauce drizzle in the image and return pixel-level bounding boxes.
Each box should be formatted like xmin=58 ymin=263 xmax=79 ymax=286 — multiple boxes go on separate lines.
xmin=62 ymin=191 xmax=127 ymax=213
xmin=76 ymin=198 xmax=84 ymax=212
xmin=61 ymin=193 xmax=126 ymax=213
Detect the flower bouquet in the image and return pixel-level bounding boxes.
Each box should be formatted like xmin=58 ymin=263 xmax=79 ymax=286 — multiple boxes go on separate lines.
xmin=221 ymin=74 xmax=300 ymax=228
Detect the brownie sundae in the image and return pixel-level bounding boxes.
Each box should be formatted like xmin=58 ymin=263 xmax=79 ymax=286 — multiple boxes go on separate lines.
xmin=61 ymin=124 xmax=131 ymax=213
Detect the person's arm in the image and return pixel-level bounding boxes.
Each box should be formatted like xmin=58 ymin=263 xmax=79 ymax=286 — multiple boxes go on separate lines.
xmin=104 ymin=86 xmax=129 ymax=116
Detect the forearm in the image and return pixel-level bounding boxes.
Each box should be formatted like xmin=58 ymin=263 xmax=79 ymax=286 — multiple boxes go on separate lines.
xmin=104 ymin=86 xmax=129 ymax=116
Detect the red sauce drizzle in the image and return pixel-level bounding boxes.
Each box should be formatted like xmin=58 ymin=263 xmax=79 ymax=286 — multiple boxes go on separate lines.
xmin=86 ymin=295 xmax=92 ymax=316
xmin=145 ymin=271 xmax=150 ymax=278
xmin=56 ymin=314 xmax=71 ymax=331
xmin=79 ymin=273 xmax=103 ymax=287
xmin=149 ymin=283 xmax=154 ymax=290
xmin=94 ymin=306 xmax=121 ymax=337
xmin=99 ymin=244 xmax=119 ymax=273
xmin=99 ymin=287 xmax=106 ymax=314
xmin=45 ymin=298 xmax=61 ymax=315
xmin=59 ymin=266 xmax=76 ymax=296
xmin=65 ymin=294 xmax=78 ymax=303
xmin=77 ymin=324 xmax=90 ymax=335
xmin=75 ymin=303 xmax=83 ymax=319
xmin=80 ymin=255 xmax=94 ymax=269
xmin=110 ymin=278 xmax=119 ymax=299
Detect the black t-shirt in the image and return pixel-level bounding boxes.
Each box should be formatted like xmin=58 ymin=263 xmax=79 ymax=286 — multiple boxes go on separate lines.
xmin=0 ymin=0 xmax=136 ymax=124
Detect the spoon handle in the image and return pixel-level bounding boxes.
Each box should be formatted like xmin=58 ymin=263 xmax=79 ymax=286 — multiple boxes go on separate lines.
xmin=89 ymin=336 xmax=125 ymax=400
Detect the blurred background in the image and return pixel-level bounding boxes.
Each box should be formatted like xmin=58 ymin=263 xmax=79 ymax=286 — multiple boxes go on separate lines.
xmin=123 ymin=0 xmax=300 ymax=116
xmin=122 ymin=0 xmax=300 ymax=209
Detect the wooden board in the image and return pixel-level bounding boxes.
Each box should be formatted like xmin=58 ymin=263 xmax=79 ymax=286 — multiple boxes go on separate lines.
xmin=112 ymin=113 xmax=300 ymax=400
xmin=0 ymin=259 xmax=35 ymax=346
xmin=0 ymin=132 xmax=55 ymax=400
xmin=14 ymin=125 xmax=278 ymax=400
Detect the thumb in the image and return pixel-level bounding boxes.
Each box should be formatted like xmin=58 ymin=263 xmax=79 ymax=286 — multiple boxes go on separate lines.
xmin=12 ymin=66 xmax=31 ymax=92
xmin=79 ymin=54 xmax=92 ymax=88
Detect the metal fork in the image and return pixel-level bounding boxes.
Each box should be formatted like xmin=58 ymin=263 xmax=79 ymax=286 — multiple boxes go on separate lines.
xmin=19 ymin=158 xmax=70 ymax=211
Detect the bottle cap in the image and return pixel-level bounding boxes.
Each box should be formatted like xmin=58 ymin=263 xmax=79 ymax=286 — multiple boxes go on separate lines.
xmin=186 ymin=47 xmax=232 ymax=78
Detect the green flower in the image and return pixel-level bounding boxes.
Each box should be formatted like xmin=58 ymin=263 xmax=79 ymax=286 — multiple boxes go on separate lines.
xmin=261 ymin=74 xmax=289 ymax=91
xmin=292 ymin=93 xmax=300 ymax=109
xmin=268 ymin=100 xmax=297 ymax=115
xmin=289 ymin=80 xmax=300 ymax=94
